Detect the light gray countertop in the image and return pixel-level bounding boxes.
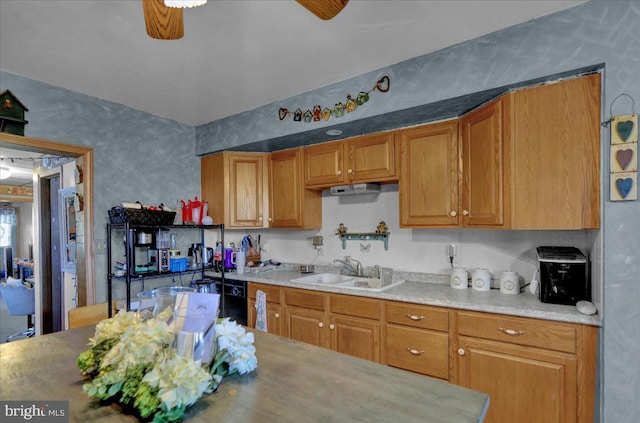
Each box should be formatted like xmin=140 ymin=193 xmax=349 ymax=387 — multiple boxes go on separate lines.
xmin=214 ymin=268 xmax=600 ymax=326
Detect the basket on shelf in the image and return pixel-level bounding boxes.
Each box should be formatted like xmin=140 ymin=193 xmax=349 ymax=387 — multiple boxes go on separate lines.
xmin=108 ymin=207 xmax=176 ymax=226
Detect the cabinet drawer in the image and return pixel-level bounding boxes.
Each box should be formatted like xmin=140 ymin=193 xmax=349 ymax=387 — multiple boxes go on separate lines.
xmin=285 ymin=288 xmax=326 ymax=311
xmin=385 ymin=324 xmax=449 ymax=380
xmin=248 ymin=283 xmax=281 ymax=303
xmin=386 ymin=301 xmax=449 ymax=332
xmin=456 ymin=311 xmax=577 ymax=354
xmin=330 ymin=294 xmax=380 ymax=320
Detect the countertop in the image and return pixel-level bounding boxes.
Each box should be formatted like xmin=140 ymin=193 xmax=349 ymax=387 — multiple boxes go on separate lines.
xmin=0 ymin=325 xmax=489 ymax=423
xmin=214 ymin=269 xmax=600 ymax=326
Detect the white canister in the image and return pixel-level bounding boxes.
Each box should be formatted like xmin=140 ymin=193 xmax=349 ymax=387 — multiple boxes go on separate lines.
xmin=499 ymin=270 xmax=520 ymax=294
xmin=450 ymin=268 xmax=468 ymax=289
xmin=471 ymin=268 xmax=491 ymax=291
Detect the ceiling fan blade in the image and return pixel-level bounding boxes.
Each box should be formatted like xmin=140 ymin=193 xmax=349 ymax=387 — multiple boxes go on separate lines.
xmin=296 ymin=0 xmax=349 ymax=20
xmin=142 ymin=0 xmax=184 ymax=40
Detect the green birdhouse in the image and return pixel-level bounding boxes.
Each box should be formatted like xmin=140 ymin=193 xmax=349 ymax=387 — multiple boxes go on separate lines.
xmin=0 ymin=90 xmax=29 ymax=136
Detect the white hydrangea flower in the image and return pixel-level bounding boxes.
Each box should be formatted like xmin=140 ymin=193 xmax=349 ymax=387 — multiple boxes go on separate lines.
xmin=143 ymin=356 xmax=212 ymax=410
xmin=214 ymin=319 xmax=258 ymax=375
xmin=100 ymin=316 xmax=174 ymax=373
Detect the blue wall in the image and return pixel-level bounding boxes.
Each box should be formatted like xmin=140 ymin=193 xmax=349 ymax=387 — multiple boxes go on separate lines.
xmin=196 ymin=1 xmax=638 ymax=421
xmin=2 ymin=1 xmax=639 ymax=420
xmin=0 ymin=72 xmax=201 ymax=303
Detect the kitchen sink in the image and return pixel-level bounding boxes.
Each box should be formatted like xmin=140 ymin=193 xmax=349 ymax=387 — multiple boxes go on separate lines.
xmin=291 ymin=273 xmax=404 ymax=292
xmin=291 ymin=273 xmax=359 ymax=284
xmin=334 ymin=278 xmax=405 ymax=292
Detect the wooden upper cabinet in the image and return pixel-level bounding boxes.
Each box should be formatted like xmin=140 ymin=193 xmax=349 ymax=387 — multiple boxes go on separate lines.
xmin=345 ymin=132 xmax=397 ymax=183
xmin=201 ymin=151 xmax=268 ymax=228
xmin=398 ymin=120 xmax=460 ymax=227
xmin=269 ymin=148 xmax=321 ymax=229
xmin=304 ymin=140 xmax=345 ymax=187
xmin=304 ymin=132 xmax=397 ymax=188
xmin=511 ymin=73 xmax=600 ymax=229
xmin=460 ymin=94 xmax=512 ymax=228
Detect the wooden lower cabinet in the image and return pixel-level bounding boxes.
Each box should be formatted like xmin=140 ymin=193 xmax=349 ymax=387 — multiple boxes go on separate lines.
xmin=248 ymin=284 xmax=381 ymax=360
xmin=384 ymin=301 xmax=450 ymax=379
xmin=247 ymin=283 xmax=283 ymax=336
xmin=285 ymin=305 xmax=327 ymax=347
xmin=452 ymin=310 xmax=597 ymax=423
xmin=246 ymin=285 xmax=597 ymax=422
xmin=456 ymin=336 xmax=576 ymax=423
xmin=329 ymin=294 xmax=381 ymax=363
xmin=385 ymin=324 xmax=448 ymax=379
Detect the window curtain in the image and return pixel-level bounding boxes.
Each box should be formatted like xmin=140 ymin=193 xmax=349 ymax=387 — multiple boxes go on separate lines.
xmin=0 ymin=207 xmax=17 ymax=225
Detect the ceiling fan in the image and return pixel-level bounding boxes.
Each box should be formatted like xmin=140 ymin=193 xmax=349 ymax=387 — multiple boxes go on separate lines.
xmin=142 ymin=0 xmax=349 ymax=40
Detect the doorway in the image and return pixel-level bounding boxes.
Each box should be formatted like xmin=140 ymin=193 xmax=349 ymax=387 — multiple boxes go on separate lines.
xmin=0 ymin=132 xmax=94 ymax=336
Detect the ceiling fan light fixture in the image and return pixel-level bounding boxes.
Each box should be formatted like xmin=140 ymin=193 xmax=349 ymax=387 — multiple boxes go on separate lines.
xmin=0 ymin=166 xmax=12 ymax=180
xmin=164 ymin=0 xmax=207 ymax=8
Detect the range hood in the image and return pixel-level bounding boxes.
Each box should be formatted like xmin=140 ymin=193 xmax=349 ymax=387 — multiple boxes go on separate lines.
xmin=330 ymin=183 xmax=380 ymax=196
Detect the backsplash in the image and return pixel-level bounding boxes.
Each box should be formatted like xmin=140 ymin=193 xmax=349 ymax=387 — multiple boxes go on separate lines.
xmin=214 ymin=183 xmax=599 ymax=299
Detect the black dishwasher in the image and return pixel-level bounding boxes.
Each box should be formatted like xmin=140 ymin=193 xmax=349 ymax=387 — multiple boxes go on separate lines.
xmin=213 ymin=277 xmax=247 ymax=326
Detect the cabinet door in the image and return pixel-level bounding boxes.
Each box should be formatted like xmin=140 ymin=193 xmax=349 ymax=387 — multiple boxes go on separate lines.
xmin=329 ymin=314 xmax=380 ymax=363
xmin=248 ymin=298 xmax=283 ymax=336
xmin=512 ymin=74 xmax=600 ymax=229
xmin=228 ymin=153 xmax=267 ymax=227
xmin=399 ymin=121 xmax=459 ymax=227
xmin=345 ymin=132 xmax=397 ymax=183
xmin=460 ymin=95 xmax=510 ymax=227
xmin=285 ymin=305 xmax=327 ymax=348
xmin=456 ymin=336 xmax=577 ymax=423
xmin=269 ymin=149 xmax=321 ymax=229
xmin=304 ymin=140 xmax=345 ymax=187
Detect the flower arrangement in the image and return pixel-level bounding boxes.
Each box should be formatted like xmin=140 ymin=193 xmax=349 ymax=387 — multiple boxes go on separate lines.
xmin=76 ymin=310 xmax=257 ymax=422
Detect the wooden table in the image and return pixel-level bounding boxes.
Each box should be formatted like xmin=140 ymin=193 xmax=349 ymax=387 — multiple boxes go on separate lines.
xmin=0 ymin=326 xmax=489 ymax=422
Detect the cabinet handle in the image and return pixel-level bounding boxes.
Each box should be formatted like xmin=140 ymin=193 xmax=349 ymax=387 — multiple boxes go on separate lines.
xmin=462 ymin=210 xmax=469 ymax=216
xmin=259 ymin=217 xmax=263 ymax=221
xmin=329 ymin=324 xmax=335 ymax=330
xmin=318 ymin=322 xmax=324 ymax=328
xmin=274 ymin=313 xmax=280 ymax=319
xmin=458 ymin=348 xmax=465 ymax=356
xmin=347 ymin=168 xmax=353 ymax=174
xmin=407 ymin=348 xmax=425 ymax=356
xmin=405 ymin=314 xmax=425 ymax=321
xmin=450 ymin=211 xmax=457 ymax=217
xmin=336 ymin=170 xmax=342 ymax=176
xmin=498 ymin=327 xmax=525 ymax=336
xmin=268 ymin=218 xmax=272 ymax=222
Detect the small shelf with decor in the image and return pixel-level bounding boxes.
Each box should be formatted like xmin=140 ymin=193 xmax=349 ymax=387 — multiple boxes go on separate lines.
xmin=335 ymin=221 xmax=390 ymax=250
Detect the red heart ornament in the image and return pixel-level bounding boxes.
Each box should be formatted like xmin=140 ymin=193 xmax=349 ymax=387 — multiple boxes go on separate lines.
xmin=376 ymin=76 xmax=390 ymax=92
xmin=616 ymin=149 xmax=634 ymax=170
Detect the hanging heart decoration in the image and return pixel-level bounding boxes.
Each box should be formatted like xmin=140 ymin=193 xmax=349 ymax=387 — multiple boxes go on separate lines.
xmin=616 ymin=149 xmax=634 ymax=170
xmin=278 ymin=75 xmax=390 ymax=122
xmin=616 ymin=120 xmax=634 ymax=142
xmin=615 ymin=178 xmax=633 ymax=199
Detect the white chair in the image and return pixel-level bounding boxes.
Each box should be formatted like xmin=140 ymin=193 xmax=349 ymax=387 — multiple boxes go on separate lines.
xmin=0 ymin=278 xmax=35 ymax=341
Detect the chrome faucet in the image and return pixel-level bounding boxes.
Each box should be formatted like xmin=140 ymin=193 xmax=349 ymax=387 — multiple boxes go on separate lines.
xmin=373 ymin=265 xmax=382 ymax=279
xmin=333 ymin=256 xmax=363 ymax=276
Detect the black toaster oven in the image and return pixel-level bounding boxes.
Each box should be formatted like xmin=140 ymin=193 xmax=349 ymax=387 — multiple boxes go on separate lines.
xmin=536 ymin=246 xmax=590 ymax=305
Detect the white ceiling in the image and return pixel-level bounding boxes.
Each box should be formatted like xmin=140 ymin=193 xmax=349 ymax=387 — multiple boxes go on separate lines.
xmin=0 ymin=0 xmax=586 ymax=128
